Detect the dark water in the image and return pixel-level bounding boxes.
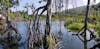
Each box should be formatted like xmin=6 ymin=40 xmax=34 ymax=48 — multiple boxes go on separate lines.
xmin=0 ymin=21 xmax=97 ymax=49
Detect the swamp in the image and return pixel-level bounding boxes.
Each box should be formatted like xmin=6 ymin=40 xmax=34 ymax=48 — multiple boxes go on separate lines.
xmin=0 ymin=0 xmax=100 ymax=49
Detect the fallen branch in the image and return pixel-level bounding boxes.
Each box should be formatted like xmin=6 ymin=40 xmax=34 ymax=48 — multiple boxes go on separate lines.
xmin=90 ymin=42 xmax=100 ymax=49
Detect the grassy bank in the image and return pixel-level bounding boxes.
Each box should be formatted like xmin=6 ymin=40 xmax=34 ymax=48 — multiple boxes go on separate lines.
xmin=66 ymin=23 xmax=95 ymax=32
xmin=66 ymin=22 xmax=100 ymax=36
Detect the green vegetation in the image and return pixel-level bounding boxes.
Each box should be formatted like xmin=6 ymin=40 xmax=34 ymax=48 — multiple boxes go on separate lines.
xmin=47 ymin=36 xmax=56 ymax=49
xmin=67 ymin=23 xmax=94 ymax=32
xmin=0 ymin=24 xmax=6 ymax=34
xmin=63 ymin=2 xmax=100 ymax=36
xmin=0 ymin=0 xmax=100 ymax=36
xmin=0 ymin=19 xmax=6 ymax=34
xmin=95 ymin=22 xmax=100 ymax=36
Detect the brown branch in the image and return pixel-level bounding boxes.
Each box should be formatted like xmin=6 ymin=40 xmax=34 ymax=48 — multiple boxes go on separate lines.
xmin=87 ymin=18 xmax=97 ymax=24
xmin=32 ymin=5 xmax=46 ymax=32
xmin=37 ymin=7 xmax=47 ymax=22
xmin=78 ymin=26 xmax=85 ymax=34
xmin=32 ymin=6 xmax=45 ymax=15
xmin=90 ymin=43 xmax=100 ymax=49
xmin=87 ymin=29 xmax=96 ymax=41
xmin=77 ymin=35 xmax=84 ymax=42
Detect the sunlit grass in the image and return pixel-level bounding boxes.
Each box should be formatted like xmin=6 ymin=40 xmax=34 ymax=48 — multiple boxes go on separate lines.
xmin=67 ymin=23 xmax=95 ymax=32
xmin=47 ymin=36 xmax=56 ymax=49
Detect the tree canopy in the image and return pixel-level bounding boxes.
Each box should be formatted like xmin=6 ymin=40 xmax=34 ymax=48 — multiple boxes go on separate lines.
xmin=0 ymin=0 xmax=19 ymax=9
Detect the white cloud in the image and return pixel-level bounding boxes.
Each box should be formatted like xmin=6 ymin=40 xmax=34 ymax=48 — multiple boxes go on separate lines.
xmin=64 ymin=0 xmax=100 ymax=9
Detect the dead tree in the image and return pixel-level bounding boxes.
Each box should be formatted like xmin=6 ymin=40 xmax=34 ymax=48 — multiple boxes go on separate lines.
xmin=44 ymin=0 xmax=52 ymax=49
xmin=28 ymin=0 xmax=52 ymax=49
xmin=65 ymin=0 xmax=69 ymax=13
xmin=72 ymin=0 xmax=96 ymax=49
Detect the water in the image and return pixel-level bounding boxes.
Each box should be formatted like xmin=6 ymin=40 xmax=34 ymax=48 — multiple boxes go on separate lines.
xmin=0 ymin=21 xmax=97 ymax=49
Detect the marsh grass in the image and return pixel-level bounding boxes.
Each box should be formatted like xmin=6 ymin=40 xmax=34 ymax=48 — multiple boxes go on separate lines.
xmin=67 ymin=23 xmax=95 ymax=32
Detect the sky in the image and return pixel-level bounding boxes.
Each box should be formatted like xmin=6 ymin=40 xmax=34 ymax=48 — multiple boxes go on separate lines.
xmin=10 ymin=0 xmax=100 ymax=14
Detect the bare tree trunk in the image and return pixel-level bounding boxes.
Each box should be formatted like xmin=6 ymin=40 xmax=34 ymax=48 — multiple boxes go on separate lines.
xmin=44 ymin=0 xmax=52 ymax=49
xmin=65 ymin=0 xmax=69 ymax=13
xmin=30 ymin=0 xmax=52 ymax=49
xmin=84 ymin=0 xmax=90 ymax=49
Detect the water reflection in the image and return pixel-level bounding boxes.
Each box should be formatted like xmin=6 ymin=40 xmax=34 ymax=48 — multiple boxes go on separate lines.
xmin=0 ymin=21 xmax=97 ymax=49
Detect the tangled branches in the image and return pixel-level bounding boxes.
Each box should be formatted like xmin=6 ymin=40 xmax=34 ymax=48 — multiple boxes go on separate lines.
xmin=27 ymin=0 xmax=63 ymax=49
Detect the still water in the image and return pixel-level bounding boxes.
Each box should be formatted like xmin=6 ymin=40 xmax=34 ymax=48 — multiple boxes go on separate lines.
xmin=0 ymin=21 xmax=97 ymax=49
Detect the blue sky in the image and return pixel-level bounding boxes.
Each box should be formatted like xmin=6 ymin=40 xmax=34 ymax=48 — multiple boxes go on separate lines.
xmin=10 ymin=0 xmax=100 ymax=14
xmin=10 ymin=0 xmax=46 ymax=14
xmin=11 ymin=0 xmax=45 ymax=11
